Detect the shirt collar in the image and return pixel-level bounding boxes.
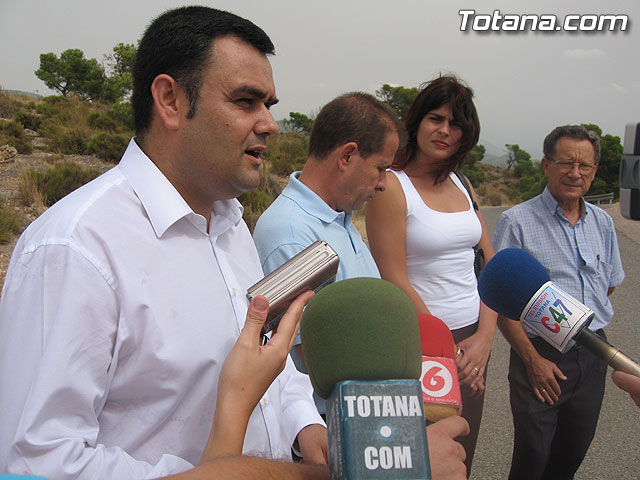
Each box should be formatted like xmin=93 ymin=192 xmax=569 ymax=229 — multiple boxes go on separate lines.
xmin=118 ymin=138 xmax=244 ymax=238
xmin=541 ymin=186 xmax=588 ymax=221
xmin=284 ymin=172 xmax=352 ymax=226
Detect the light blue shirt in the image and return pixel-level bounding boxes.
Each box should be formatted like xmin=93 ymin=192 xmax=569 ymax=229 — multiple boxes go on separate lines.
xmin=253 ymin=171 xmax=380 ymax=414
xmin=253 ymin=172 xmax=380 ymax=281
xmin=492 ymin=187 xmax=625 ymax=335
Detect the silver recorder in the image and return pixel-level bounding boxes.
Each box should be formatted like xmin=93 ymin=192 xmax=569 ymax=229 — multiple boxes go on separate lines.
xmin=247 ymin=240 xmax=340 ymax=334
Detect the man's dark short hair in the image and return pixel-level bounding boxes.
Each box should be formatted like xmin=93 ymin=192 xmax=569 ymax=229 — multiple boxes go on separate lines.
xmin=132 ymin=6 xmax=275 ymax=138
xmin=308 ymin=92 xmax=403 ymax=160
xmin=543 ymin=125 xmax=601 ymax=164
xmin=393 ymin=75 xmax=480 ymax=182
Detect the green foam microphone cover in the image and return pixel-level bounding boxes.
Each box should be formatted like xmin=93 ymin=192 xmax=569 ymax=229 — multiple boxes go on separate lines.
xmin=300 ymin=277 xmax=422 ymax=399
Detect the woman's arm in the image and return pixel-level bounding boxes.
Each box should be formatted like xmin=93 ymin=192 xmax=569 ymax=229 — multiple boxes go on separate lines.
xmin=365 ymin=173 xmax=431 ymax=314
xmin=454 ymin=179 xmax=498 ymax=394
xmin=200 ymin=291 xmax=314 ymax=462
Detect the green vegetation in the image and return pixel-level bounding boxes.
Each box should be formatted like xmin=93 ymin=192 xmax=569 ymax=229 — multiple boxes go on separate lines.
xmin=0 ymin=64 xmax=626 ymax=246
xmin=264 ymin=132 xmax=308 ymax=176
xmin=0 ymin=93 xmax=21 ymax=118
xmin=239 ymin=170 xmax=284 ymax=232
xmin=19 ymin=160 xmax=101 ymax=207
xmin=35 ymin=43 xmax=136 ymax=104
xmin=0 ymin=197 xmax=23 ymax=244
xmin=505 ymin=144 xmax=547 ymax=202
xmin=0 ymin=119 xmax=33 ymax=154
xmin=0 ymin=91 xmax=134 ymax=162
xmin=282 ymin=112 xmax=314 ymax=133
xmin=462 ymin=144 xmax=487 ymax=186
xmin=375 ymin=84 xmax=419 ymax=119
xmin=581 ymin=123 xmax=623 ymax=199
xmin=0 ymin=89 xmax=129 ymax=246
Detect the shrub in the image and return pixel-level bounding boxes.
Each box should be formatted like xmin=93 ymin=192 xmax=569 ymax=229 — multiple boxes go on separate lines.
xmin=259 ymin=171 xmax=284 ymax=199
xmin=507 ymin=189 xmax=521 ymax=203
xmin=265 ymin=132 xmax=308 ymax=176
xmin=49 ymin=128 xmax=90 ymax=155
xmin=19 ymin=161 xmax=101 ymax=207
xmin=17 ymin=169 xmax=46 ymax=208
xmin=0 ymin=91 xmax=20 ymax=118
xmin=87 ymin=132 xmax=128 ymax=162
xmin=0 ymin=196 xmax=23 ymax=244
xmin=486 ymin=191 xmax=502 ymax=206
xmin=42 ymin=95 xmax=67 ymax=105
xmin=14 ymin=110 xmax=42 ymax=131
xmin=88 ymin=111 xmax=119 ymax=131
xmin=238 ymin=171 xmax=283 ymax=232
xmin=239 ymin=189 xmax=273 ymax=232
xmin=109 ymin=102 xmax=134 ymax=131
xmin=478 ymin=185 xmax=502 ymax=206
xmin=34 ymin=102 xmax=57 ymax=118
xmin=0 ymin=119 xmax=32 ymax=154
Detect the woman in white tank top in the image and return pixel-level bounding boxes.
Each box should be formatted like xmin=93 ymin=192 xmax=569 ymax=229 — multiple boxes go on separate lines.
xmin=365 ymin=75 xmax=497 ymax=478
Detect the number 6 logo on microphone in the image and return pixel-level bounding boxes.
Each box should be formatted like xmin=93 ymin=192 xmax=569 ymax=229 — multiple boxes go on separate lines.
xmin=421 ymin=358 xmax=454 ymax=398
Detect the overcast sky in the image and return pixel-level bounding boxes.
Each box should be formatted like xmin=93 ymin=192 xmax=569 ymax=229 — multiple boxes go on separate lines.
xmin=1 ymin=0 xmax=638 ymax=159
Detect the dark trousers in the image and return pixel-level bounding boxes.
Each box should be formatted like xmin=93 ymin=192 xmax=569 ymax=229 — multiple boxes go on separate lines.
xmin=451 ymin=322 xmax=487 ymax=478
xmin=507 ymin=331 xmax=607 ymax=480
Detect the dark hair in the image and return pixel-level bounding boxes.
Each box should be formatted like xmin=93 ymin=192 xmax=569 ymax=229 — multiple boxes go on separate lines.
xmin=543 ymin=125 xmax=601 ymax=164
xmin=132 ymin=6 xmax=275 ymax=138
xmin=308 ymin=92 xmax=402 ymax=160
xmin=393 ymin=75 xmax=480 ymax=183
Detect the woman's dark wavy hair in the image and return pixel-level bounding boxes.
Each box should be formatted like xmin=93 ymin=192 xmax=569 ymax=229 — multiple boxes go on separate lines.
xmin=132 ymin=6 xmax=274 ymax=139
xmin=393 ymin=75 xmax=480 ymax=183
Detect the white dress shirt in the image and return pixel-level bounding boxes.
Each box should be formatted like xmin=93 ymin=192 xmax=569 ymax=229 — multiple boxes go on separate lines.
xmin=0 ymin=139 xmax=322 ymax=479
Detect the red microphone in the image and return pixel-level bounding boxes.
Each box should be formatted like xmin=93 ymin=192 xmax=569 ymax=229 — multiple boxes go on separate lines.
xmin=418 ymin=313 xmax=463 ymax=423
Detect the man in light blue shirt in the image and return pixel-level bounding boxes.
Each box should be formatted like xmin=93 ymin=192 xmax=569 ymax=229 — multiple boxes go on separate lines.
xmin=253 ymin=92 xmax=401 ymax=414
xmin=492 ymin=125 xmax=625 ymax=480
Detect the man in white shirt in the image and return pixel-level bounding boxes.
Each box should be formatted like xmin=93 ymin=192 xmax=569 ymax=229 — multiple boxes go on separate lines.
xmin=0 ymin=6 xmax=327 ymax=479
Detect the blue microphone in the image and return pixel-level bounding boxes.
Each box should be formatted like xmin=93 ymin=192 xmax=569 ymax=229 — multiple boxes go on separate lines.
xmin=478 ymin=248 xmax=640 ymax=376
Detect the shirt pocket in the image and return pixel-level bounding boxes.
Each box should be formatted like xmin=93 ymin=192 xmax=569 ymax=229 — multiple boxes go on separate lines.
xmin=588 ymin=256 xmax=613 ymax=295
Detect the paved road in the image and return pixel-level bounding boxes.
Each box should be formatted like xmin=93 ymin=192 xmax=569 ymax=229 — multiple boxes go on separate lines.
xmin=471 ymin=205 xmax=640 ymax=479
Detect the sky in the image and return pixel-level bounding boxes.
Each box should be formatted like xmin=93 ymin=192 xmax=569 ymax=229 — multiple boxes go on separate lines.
xmin=1 ymin=0 xmax=639 ymax=160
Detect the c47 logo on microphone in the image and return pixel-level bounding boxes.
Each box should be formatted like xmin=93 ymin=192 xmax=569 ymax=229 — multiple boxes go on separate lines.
xmin=541 ymin=298 xmax=573 ymax=333
xmin=522 ymin=282 xmax=595 ymax=352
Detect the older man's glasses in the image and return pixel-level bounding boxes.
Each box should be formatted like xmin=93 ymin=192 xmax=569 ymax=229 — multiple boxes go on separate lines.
xmin=547 ymin=157 xmax=597 ymax=174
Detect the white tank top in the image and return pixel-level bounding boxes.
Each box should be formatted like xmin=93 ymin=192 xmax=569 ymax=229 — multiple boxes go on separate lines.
xmin=393 ymin=169 xmax=482 ymax=330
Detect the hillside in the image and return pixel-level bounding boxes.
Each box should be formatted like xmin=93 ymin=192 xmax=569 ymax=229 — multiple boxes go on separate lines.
xmin=0 ymin=91 xmax=521 ymax=287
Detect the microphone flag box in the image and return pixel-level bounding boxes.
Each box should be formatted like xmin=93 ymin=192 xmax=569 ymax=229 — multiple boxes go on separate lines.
xmin=420 ymin=356 xmax=462 ymax=423
xmin=246 ymin=240 xmax=339 ymax=334
xmin=326 ymin=379 xmax=431 ymax=480
xmin=520 ymin=281 xmax=594 ymax=352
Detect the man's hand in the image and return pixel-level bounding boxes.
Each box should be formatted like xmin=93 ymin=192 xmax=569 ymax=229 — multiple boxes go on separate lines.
xmin=296 ymin=423 xmax=328 ymax=465
xmin=524 ymin=353 xmax=567 ymax=404
xmin=426 ymin=416 xmax=469 ymax=480
xmin=612 ymin=370 xmax=640 ymax=407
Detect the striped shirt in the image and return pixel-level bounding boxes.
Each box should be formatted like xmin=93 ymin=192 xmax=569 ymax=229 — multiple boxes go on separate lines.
xmin=492 ymin=187 xmax=625 ymax=334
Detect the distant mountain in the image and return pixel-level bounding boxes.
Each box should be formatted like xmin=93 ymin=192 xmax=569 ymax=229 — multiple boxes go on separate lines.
xmin=479 ymin=138 xmax=509 ymax=168
xmin=3 ymin=90 xmax=42 ymax=99
xmin=483 ymin=153 xmax=509 ymax=168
